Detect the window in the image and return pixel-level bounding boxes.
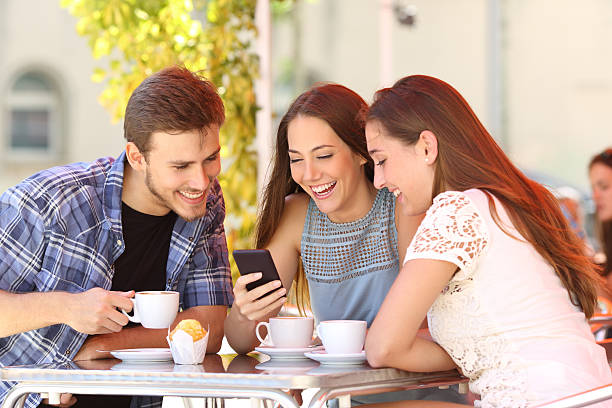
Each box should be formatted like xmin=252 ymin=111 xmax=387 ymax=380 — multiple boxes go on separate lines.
xmin=5 ymin=71 xmax=62 ymax=160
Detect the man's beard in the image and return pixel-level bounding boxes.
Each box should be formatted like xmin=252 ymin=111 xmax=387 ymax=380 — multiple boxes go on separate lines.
xmin=144 ymin=170 xmax=207 ymax=222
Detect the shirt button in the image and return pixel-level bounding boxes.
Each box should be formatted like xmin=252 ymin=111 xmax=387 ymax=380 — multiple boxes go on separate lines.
xmin=117 ymin=239 xmax=122 ymax=246
xmin=167 ymin=279 xmax=172 ymax=285
xmin=65 ymin=349 xmax=71 ymax=356
xmin=188 ymin=236 xmax=194 ymax=241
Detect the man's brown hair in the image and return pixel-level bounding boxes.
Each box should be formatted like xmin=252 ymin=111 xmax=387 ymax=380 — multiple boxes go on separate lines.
xmin=124 ymin=66 xmax=225 ymax=156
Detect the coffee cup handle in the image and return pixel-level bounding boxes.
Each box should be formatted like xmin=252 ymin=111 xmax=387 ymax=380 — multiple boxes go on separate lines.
xmin=316 ymin=323 xmax=324 ymax=343
xmin=255 ymin=321 xmax=271 ymax=345
xmin=121 ymin=298 xmax=140 ymax=323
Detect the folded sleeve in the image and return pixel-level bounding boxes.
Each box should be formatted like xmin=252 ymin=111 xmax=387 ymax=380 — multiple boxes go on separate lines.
xmin=0 ymin=186 xmax=45 ymax=293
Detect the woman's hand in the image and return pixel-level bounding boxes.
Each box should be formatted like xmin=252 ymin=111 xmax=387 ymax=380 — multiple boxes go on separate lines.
xmin=225 ymin=272 xmax=288 ymax=354
xmin=232 ymin=273 xmax=287 ymax=322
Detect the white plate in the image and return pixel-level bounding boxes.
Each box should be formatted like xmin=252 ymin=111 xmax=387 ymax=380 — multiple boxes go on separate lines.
xmin=107 ymin=348 xmax=173 ymax=362
xmin=255 ymin=359 xmax=319 ymax=373
xmin=304 ymin=350 xmax=367 ymax=365
xmin=307 ymin=363 xmax=371 ymax=375
xmin=255 ymin=345 xmax=324 ymax=359
xmin=111 ymin=361 xmax=175 ymax=372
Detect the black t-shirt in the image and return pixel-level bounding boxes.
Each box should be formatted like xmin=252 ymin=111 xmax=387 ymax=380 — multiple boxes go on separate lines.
xmin=71 ymin=202 xmax=177 ymax=408
xmin=111 ymin=202 xmax=177 ymax=292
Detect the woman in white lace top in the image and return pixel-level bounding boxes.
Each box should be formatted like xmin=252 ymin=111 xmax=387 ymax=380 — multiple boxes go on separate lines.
xmin=363 ymin=75 xmax=612 ymax=407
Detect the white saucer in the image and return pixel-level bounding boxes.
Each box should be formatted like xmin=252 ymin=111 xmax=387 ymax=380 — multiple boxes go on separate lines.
xmin=307 ymin=363 xmax=371 ymax=374
xmin=255 ymin=358 xmax=319 ymax=373
xmin=304 ymin=350 xmax=367 ymax=365
xmin=111 ymin=361 xmax=175 ymax=372
xmin=255 ymin=345 xmax=324 ymax=359
xmin=107 ymin=348 xmax=173 ymax=362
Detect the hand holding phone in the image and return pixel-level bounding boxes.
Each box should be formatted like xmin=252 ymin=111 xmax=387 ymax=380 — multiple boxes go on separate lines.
xmin=233 ymin=249 xmax=282 ymax=297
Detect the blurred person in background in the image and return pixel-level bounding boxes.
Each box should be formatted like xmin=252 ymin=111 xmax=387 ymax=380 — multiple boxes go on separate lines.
xmin=555 ymin=186 xmax=589 ymax=246
xmin=553 ymin=185 xmax=610 ymax=335
xmin=589 ymin=148 xmax=612 ymax=307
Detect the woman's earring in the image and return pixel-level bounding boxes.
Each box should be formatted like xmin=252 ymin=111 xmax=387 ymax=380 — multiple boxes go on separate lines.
xmin=425 ymin=158 xmax=429 ymax=163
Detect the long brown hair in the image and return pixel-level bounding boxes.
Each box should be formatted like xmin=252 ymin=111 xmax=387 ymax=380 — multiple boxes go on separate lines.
xmin=589 ymin=148 xmax=612 ymax=277
xmin=366 ymin=75 xmax=600 ymax=318
xmin=255 ymin=83 xmax=371 ymax=313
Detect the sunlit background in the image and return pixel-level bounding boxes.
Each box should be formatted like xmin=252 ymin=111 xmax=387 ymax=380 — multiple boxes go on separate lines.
xmin=1 ymin=0 xmax=610 ymax=248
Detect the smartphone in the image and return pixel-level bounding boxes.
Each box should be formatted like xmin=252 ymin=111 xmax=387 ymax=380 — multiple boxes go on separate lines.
xmin=233 ymin=249 xmax=283 ymax=296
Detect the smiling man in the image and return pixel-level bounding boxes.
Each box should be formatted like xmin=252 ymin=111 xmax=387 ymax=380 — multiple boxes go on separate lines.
xmin=0 ymin=67 xmax=233 ymax=408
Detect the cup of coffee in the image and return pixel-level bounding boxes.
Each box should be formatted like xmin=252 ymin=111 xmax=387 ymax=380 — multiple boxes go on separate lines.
xmin=317 ymin=320 xmax=366 ymax=354
xmin=255 ymin=316 xmax=314 ymax=348
xmin=122 ymin=291 xmax=179 ymax=329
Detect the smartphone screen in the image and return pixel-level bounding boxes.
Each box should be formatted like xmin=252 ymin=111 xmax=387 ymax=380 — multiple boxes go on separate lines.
xmin=233 ymin=249 xmax=282 ymax=296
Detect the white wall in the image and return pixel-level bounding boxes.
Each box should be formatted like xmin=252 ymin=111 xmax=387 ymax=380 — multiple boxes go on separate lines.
xmin=2 ymin=0 xmax=611 ymax=194
xmin=504 ymin=0 xmax=612 ymax=189
xmin=0 ymin=0 xmax=123 ymax=193
xmin=272 ymin=0 xmax=611 ymax=191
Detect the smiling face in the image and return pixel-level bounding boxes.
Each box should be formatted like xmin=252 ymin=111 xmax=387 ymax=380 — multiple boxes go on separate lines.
xmin=365 ymin=120 xmax=436 ymax=216
xmin=125 ymin=125 xmax=221 ymax=222
xmin=287 ymin=115 xmax=371 ymax=222
xmin=590 ymin=162 xmax=612 ymax=222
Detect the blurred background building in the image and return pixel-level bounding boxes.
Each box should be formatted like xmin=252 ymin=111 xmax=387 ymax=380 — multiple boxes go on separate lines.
xmin=1 ymin=0 xmax=610 ymax=232
xmin=0 ymin=0 xmax=123 ymax=193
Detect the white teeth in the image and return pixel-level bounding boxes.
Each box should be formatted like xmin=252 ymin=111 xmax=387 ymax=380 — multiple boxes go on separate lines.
xmin=311 ymin=182 xmax=336 ymax=193
xmin=180 ymin=191 xmax=204 ymax=199
xmin=393 ymin=189 xmax=401 ymax=198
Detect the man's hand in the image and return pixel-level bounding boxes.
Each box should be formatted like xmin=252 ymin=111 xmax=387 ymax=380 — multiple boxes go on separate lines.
xmin=73 ymin=335 xmax=109 ymax=361
xmin=65 ymin=288 xmax=134 ymax=335
xmin=42 ymin=393 xmax=76 ymax=407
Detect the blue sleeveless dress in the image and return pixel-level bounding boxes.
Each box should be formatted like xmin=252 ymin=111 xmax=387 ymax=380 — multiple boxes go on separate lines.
xmin=301 ymin=188 xmax=399 ymax=325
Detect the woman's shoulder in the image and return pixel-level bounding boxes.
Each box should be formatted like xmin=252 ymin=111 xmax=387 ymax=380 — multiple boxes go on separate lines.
xmin=426 ymin=189 xmax=494 ymax=235
xmin=408 ymin=189 xmax=491 ymax=274
xmin=266 ymin=193 xmax=310 ymax=252
xmin=434 ymin=188 xmax=487 ymax=201
xmin=284 ymin=192 xmax=310 ymax=215
xmin=432 ymin=189 xmax=489 ymax=214
xmin=278 ymin=192 xmax=310 ymax=231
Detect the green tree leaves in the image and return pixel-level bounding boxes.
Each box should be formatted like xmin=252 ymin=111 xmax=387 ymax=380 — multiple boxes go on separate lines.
xmin=61 ymin=0 xmax=259 ymax=279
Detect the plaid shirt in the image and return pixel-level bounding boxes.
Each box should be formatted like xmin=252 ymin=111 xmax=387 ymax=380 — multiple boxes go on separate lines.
xmin=0 ymin=152 xmax=233 ymax=408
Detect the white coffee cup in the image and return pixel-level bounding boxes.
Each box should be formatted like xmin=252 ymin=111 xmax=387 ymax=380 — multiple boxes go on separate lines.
xmin=122 ymin=291 xmax=179 ymax=329
xmin=317 ymin=320 xmax=367 ymax=354
xmin=255 ymin=316 xmax=314 ymax=348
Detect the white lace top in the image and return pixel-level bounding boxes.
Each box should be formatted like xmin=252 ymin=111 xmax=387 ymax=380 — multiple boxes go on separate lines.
xmin=405 ymin=189 xmax=612 ymax=408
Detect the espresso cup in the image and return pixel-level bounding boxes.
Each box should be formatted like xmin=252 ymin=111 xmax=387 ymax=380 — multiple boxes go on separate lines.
xmin=317 ymin=320 xmax=367 ymax=354
xmin=255 ymin=316 xmax=314 ymax=348
xmin=122 ymin=291 xmax=179 ymax=329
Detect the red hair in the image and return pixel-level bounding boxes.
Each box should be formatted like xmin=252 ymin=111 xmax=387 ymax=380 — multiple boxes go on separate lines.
xmin=367 ymin=75 xmax=600 ymax=317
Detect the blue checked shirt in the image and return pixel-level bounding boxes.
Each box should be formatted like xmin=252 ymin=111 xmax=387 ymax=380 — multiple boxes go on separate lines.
xmin=0 ymin=152 xmax=233 ymax=408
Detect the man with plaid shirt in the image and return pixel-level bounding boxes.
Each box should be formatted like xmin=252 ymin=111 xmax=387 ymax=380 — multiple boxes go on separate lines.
xmin=0 ymin=66 xmax=234 ymax=408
